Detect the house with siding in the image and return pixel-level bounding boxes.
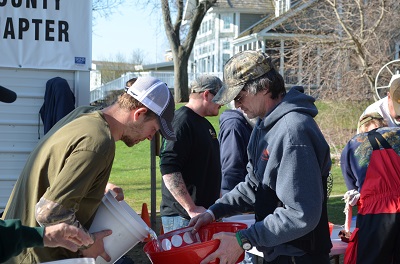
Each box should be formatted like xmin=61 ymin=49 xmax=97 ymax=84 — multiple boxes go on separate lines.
xmin=233 ymin=0 xmax=323 ymax=87
xmin=185 ymin=0 xmax=318 ymax=87
xmin=185 ymin=0 xmax=274 ymax=77
xmin=91 ymin=0 xmax=322 ymax=101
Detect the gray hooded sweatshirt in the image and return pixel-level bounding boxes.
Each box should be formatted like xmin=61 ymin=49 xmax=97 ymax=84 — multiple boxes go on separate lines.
xmin=209 ymin=86 xmax=332 ymax=260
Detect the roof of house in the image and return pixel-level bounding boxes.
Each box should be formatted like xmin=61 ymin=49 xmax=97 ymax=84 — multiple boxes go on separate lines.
xmin=141 ymin=61 xmax=174 ymax=71
xmin=212 ymin=0 xmax=274 ymax=10
xmin=184 ymin=0 xmax=274 ymax=21
xmin=236 ymin=0 xmax=324 ymax=39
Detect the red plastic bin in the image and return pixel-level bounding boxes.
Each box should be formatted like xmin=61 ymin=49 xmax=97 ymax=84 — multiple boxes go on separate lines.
xmin=143 ymin=222 xmax=247 ymax=264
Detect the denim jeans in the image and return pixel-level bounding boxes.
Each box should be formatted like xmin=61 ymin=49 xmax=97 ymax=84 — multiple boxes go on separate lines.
xmin=161 ymin=215 xmax=190 ymax=233
xmin=240 ymin=252 xmax=257 ymax=264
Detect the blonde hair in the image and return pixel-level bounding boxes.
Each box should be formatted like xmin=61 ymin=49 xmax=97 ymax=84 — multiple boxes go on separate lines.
xmin=358 ymin=112 xmax=387 ymax=133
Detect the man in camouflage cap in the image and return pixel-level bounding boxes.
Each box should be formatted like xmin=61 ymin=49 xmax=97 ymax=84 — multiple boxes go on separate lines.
xmin=190 ymin=50 xmax=332 ymax=264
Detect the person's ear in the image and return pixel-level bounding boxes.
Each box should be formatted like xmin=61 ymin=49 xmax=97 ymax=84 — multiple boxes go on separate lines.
xmin=132 ymin=107 xmax=148 ymax=121
xmin=204 ymin=90 xmax=212 ymax=100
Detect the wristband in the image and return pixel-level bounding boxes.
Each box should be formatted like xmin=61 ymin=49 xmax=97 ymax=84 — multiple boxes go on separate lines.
xmin=206 ymin=209 xmax=215 ymax=221
xmin=235 ymin=231 xmax=242 ymax=247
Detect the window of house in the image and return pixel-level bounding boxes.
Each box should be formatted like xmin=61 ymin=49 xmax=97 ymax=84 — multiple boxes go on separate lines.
xmin=275 ymin=0 xmax=291 ymax=16
xmin=221 ymin=14 xmax=232 ymax=31
xmin=222 ymin=53 xmax=230 ymax=69
xmin=199 ymin=20 xmax=212 ymax=36
xmin=223 ymin=41 xmax=230 ymax=50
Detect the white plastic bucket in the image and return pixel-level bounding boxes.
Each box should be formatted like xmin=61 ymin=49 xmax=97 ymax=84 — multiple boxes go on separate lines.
xmin=89 ymin=191 xmax=149 ymax=264
xmin=42 ymin=258 xmax=95 ymax=264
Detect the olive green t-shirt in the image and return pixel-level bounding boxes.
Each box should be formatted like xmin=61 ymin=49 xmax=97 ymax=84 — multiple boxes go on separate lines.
xmin=2 ymin=111 xmax=115 ymax=263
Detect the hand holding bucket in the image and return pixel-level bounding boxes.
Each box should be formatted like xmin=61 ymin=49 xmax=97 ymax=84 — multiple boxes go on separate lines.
xmin=89 ymin=190 xmax=149 ymax=264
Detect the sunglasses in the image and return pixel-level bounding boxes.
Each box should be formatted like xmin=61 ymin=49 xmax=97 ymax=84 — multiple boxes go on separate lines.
xmin=234 ymin=92 xmax=247 ymax=104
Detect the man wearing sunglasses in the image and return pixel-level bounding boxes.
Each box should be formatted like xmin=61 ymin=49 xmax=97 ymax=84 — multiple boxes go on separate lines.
xmin=190 ymin=51 xmax=332 ymax=264
xmin=160 ymin=75 xmax=224 ymax=233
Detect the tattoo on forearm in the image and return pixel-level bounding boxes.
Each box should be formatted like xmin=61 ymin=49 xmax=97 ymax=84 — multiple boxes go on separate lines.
xmin=165 ymin=172 xmax=188 ymax=197
xmin=35 ymin=197 xmax=84 ymax=230
xmin=36 ymin=197 xmax=93 ymax=251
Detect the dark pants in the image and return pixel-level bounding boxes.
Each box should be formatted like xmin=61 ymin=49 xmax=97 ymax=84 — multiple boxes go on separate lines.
xmin=264 ymin=253 xmax=330 ymax=264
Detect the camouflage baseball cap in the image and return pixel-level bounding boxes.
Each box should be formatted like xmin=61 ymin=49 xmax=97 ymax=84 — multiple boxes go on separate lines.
xmin=213 ymin=50 xmax=273 ymax=105
xmin=190 ymin=75 xmax=224 ymax=94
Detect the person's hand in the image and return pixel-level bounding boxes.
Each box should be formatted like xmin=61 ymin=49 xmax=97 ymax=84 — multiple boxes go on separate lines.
xmin=80 ymin=230 xmax=112 ymax=262
xmin=188 ymin=210 xmax=214 ymax=234
xmin=187 ymin=205 xmax=206 ymax=218
xmin=42 ymin=223 xmax=94 ymax=251
xmin=105 ymin=182 xmax=124 ymax=201
xmin=200 ymin=232 xmax=243 ymax=264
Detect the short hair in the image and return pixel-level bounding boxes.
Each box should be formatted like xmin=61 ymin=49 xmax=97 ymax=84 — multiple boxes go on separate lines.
xmin=243 ymin=68 xmax=286 ymax=99
xmin=358 ymin=112 xmax=387 ymax=133
xmin=116 ymin=93 xmax=157 ymax=120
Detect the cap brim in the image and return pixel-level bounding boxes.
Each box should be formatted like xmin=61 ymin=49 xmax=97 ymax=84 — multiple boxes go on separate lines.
xmin=158 ymin=116 xmax=176 ymax=141
xmin=0 ymin=85 xmax=17 ymax=103
xmin=212 ymin=83 xmax=245 ymax=105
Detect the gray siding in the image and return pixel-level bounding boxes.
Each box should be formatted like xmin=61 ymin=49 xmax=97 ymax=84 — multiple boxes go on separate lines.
xmin=0 ymin=68 xmax=89 ymax=211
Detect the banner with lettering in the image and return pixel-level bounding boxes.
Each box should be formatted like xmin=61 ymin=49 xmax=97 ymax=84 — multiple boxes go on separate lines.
xmin=0 ymin=0 xmax=91 ymax=71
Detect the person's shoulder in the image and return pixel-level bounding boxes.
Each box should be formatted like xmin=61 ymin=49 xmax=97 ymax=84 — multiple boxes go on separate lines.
xmin=377 ymin=127 xmax=400 ymax=139
xmin=174 ymin=106 xmax=194 ymax=123
xmin=364 ymin=97 xmax=387 ymax=111
xmin=220 ymin=109 xmax=242 ymax=120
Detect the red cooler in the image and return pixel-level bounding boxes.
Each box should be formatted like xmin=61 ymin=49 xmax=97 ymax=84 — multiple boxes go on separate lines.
xmin=143 ymin=222 xmax=247 ymax=264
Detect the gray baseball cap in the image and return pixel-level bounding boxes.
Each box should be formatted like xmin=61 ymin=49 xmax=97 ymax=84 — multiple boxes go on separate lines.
xmin=127 ymin=77 xmax=176 ymax=141
xmin=213 ymin=50 xmax=273 ymax=105
xmin=190 ymin=75 xmax=224 ymax=95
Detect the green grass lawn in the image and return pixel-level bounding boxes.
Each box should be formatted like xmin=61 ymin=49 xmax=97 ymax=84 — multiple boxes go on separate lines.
xmin=108 ymin=101 xmax=366 ymax=226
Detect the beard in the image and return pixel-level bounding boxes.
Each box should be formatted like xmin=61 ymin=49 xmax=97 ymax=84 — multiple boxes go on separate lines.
xmin=121 ymin=120 xmax=144 ymax=147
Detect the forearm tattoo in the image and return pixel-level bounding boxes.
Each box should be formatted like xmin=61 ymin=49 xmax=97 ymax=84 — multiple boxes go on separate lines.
xmin=35 ymin=197 xmax=94 ymax=250
xmin=35 ymin=197 xmax=84 ymax=230
xmin=165 ymin=172 xmax=188 ymax=197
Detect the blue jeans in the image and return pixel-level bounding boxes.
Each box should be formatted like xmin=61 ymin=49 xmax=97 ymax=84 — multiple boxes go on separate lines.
xmin=240 ymin=252 xmax=257 ymax=264
xmin=161 ymin=215 xmax=190 ymax=233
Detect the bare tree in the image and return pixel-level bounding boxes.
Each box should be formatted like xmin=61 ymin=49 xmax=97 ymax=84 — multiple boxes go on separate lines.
xmin=280 ymin=0 xmax=400 ymax=100
xmin=92 ymin=0 xmax=125 ymax=19
xmin=161 ymin=0 xmax=216 ymax=102
xmin=94 ymin=49 xmax=146 ymax=84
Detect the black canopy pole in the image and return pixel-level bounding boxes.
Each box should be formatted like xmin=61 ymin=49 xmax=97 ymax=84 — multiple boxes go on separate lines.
xmin=150 ymin=132 xmax=160 ymax=230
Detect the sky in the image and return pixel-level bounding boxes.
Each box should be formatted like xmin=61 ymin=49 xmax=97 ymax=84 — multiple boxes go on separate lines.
xmin=92 ymin=3 xmax=168 ymax=65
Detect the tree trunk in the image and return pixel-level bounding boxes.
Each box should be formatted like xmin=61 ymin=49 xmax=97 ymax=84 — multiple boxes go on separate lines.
xmin=173 ymin=52 xmax=189 ymax=102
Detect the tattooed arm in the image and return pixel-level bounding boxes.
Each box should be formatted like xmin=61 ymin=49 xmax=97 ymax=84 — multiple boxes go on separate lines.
xmin=162 ymin=172 xmax=206 ymax=218
xmin=35 ymin=197 xmax=85 ymax=229
xmin=35 ymin=197 xmax=112 ymax=260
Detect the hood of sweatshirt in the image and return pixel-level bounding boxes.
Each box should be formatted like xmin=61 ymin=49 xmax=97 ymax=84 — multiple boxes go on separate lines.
xmin=260 ymin=86 xmax=318 ymax=130
xmin=219 ymin=109 xmax=252 ymax=129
